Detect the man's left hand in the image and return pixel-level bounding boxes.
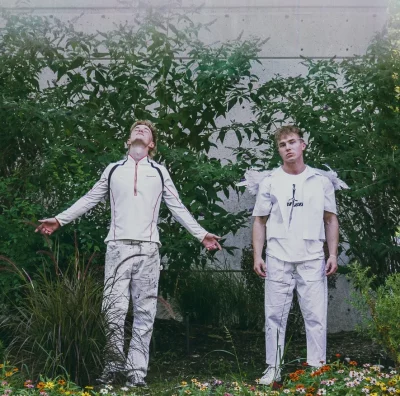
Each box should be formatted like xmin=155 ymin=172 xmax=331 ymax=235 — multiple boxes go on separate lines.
xmin=325 ymin=256 xmax=338 ymax=276
xmin=202 ymin=233 xmax=222 ymax=251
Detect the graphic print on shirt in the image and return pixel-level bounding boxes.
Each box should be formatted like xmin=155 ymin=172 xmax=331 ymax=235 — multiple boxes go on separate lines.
xmin=287 ymin=183 xmax=304 ymax=227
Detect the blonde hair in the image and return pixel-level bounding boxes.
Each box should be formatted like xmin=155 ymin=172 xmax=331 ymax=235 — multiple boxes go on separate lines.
xmin=274 ymin=125 xmax=304 ymax=145
xmin=130 ymin=120 xmax=157 ymax=157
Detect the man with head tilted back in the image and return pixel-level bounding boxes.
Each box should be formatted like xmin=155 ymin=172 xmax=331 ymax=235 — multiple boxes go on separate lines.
xmin=35 ymin=120 xmax=221 ymax=387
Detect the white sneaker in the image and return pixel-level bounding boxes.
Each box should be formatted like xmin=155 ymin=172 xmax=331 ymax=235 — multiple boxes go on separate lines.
xmin=259 ymin=366 xmax=281 ymax=385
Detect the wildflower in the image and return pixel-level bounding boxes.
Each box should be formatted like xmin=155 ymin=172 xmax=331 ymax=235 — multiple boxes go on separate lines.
xmin=361 ymin=388 xmax=370 ymax=394
xmin=5 ymin=372 xmax=13 ymax=377
xmin=39 ymin=392 xmax=48 ymax=396
xmin=181 ymin=381 xmax=188 ymax=386
xmin=0 ymin=364 xmax=3 ymax=369
xmin=104 ymin=385 xmax=113 ymax=390
xmin=44 ymin=381 xmax=55 ymax=389
xmin=120 ymin=387 xmax=128 ymax=391
xmin=37 ymin=382 xmax=46 ymax=390
xmin=191 ymin=379 xmax=197 ymax=383
xmin=12 ymin=368 xmax=18 ymax=373
xmin=336 ymin=369 xmax=344 ymax=374
xmin=349 ymin=361 xmax=358 ymax=366
xmin=58 ymin=380 xmax=66 ymax=386
xmin=316 ymin=390 xmax=326 ymax=396
xmin=335 ymin=353 xmax=341 ymax=358
xmin=84 ymin=386 xmax=93 ymax=390
xmin=283 ymin=390 xmax=291 ymax=394
xmin=214 ymin=380 xmax=223 ymax=386
xmin=184 ymin=391 xmax=191 ymax=395
xmin=234 ymin=386 xmax=241 ymax=391
xmin=99 ymin=389 xmax=108 ymax=395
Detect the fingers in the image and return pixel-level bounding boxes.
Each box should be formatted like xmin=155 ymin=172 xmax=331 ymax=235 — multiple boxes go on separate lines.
xmin=325 ymin=259 xmax=338 ymax=276
xmin=253 ymin=261 xmax=266 ymax=277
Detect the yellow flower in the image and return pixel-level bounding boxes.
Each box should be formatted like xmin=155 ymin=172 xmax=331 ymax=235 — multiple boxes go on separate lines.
xmin=84 ymin=386 xmax=93 ymax=390
xmin=181 ymin=381 xmax=188 ymax=386
xmin=65 ymin=392 xmax=71 ymax=396
xmin=371 ymin=393 xmax=378 ymax=396
xmin=81 ymin=392 xmax=90 ymax=396
xmin=191 ymin=379 xmax=197 ymax=383
xmin=12 ymin=368 xmax=18 ymax=372
xmin=388 ymin=379 xmax=397 ymax=386
xmin=45 ymin=381 xmax=55 ymax=389
xmin=184 ymin=391 xmax=191 ymax=395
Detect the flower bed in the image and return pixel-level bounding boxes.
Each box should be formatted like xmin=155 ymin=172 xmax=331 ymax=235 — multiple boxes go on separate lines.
xmin=1 ymin=361 xmax=399 ymax=395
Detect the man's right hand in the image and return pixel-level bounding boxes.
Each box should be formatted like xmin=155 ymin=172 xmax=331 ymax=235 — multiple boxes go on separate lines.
xmin=253 ymin=258 xmax=267 ymax=278
xmin=35 ymin=218 xmax=60 ymax=235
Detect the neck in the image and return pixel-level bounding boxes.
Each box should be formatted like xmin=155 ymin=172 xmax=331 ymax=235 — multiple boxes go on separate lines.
xmin=129 ymin=145 xmax=149 ymax=163
xmin=282 ymin=160 xmax=306 ymax=175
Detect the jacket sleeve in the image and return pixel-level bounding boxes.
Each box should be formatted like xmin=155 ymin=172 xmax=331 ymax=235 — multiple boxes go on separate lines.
xmin=55 ymin=164 xmax=112 ymax=226
xmin=322 ymin=177 xmax=337 ymax=215
xmin=252 ymin=176 xmax=272 ymax=217
xmin=161 ymin=168 xmax=208 ymax=242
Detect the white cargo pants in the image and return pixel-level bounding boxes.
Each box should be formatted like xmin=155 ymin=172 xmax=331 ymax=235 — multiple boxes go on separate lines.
xmin=264 ymin=256 xmax=327 ymax=368
xmin=102 ymin=240 xmax=161 ymax=380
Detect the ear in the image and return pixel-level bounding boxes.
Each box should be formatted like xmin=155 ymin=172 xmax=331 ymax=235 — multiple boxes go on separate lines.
xmin=148 ymin=141 xmax=155 ymax=149
xmin=127 ymin=138 xmax=131 ymax=146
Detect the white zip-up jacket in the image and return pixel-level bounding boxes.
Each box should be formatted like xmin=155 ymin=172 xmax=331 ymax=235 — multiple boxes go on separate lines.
xmin=55 ymin=155 xmax=208 ymax=244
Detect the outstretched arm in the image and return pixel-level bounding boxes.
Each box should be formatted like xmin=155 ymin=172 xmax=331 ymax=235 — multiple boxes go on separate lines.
xmin=162 ymin=169 xmax=221 ymax=251
xmin=35 ymin=165 xmax=111 ymax=236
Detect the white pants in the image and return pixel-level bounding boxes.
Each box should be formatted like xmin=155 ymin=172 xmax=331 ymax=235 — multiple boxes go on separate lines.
xmin=264 ymin=256 xmax=327 ymax=367
xmin=102 ymin=240 xmax=161 ymax=380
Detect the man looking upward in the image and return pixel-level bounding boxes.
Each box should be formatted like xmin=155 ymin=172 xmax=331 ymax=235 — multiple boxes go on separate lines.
xmin=35 ymin=120 xmax=221 ymax=387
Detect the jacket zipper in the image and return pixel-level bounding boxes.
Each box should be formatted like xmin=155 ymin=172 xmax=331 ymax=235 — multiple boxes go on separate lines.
xmin=134 ymin=162 xmax=138 ymax=196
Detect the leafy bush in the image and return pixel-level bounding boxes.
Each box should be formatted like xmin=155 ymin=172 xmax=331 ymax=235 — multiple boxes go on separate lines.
xmin=246 ymin=34 xmax=400 ymax=283
xmin=0 ymin=11 xmax=262 ymax=285
xmin=349 ymin=262 xmax=400 ymax=367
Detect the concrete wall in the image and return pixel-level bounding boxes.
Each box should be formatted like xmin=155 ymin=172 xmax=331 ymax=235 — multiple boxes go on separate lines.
xmin=0 ymin=0 xmax=387 ymax=332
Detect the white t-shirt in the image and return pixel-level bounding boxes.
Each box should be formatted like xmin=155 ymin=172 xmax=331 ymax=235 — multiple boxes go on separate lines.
xmin=266 ymin=167 xmax=324 ymax=262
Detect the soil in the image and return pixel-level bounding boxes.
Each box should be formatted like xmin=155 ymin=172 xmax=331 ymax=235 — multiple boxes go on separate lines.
xmin=147 ymin=319 xmax=394 ymax=384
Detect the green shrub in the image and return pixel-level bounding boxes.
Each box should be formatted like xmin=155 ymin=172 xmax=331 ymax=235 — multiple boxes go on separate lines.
xmin=349 ymin=262 xmax=400 ymax=367
xmin=172 ymin=265 xmax=264 ymax=330
xmin=0 ymin=252 xmax=111 ymax=385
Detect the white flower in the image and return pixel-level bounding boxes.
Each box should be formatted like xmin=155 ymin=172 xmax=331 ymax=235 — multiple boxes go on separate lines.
xmin=388 ymin=387 xmax=396 ymax=393
xmin=316 ymin=390 xmax=326 ymax=396
xmin=105 ymin=385 xmax=113 ymax=390
xmin=283 ymin=390 xmax=291 ymax=394
xmin=99 ymin=389 xmax=108 ymax=395
xmin=120 ymin=387 xmax=129 ymax=392
xmin=361 ymin=388 xmax=370 ymax=394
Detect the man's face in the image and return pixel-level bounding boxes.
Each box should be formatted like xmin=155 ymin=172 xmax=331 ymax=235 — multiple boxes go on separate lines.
xmin=277 ymin=133 xmax=306 ymax=163
xmin=127 ymin=124 xmax=154 ymax=149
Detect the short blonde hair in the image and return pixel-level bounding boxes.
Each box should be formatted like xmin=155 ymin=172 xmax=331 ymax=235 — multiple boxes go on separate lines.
xmin=274 ymin=125 xmax=304 ymax=146
xmin=130 ymin=120 xmax=157 ymax=157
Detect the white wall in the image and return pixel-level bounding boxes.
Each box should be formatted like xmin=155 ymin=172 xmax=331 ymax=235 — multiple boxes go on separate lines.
xmin=0 ymin=0 xmax=387 ymax=332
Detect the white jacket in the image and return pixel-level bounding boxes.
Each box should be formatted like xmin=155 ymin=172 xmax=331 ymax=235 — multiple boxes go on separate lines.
xmin=55 ymin=155 xmax=208 ymax=244
xmin=252 ymin=166 xmax=337 ymax=241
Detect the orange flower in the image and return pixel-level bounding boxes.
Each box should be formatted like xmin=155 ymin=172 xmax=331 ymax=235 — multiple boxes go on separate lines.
xmin=37 ymin=382 xmax=46 ymax=389
xmin=335 ymin=353 xmax=341 ymax=358
xmin=307 ymin=387 xmax=316 ymax=393
xmin=311 ymin=370 xmax=322 ymax=377
xmin=349 ymin=361 xmax=358 ymax=366
xmin=296 ymin=384 xmax=305 ymax=389
xmin=58 ymin=379 xmax=66 ymax=386
xmin=306 ymin=393 xmax=313 ymax=396
xmin=321 ymin=365 xmax=331 ymax=372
